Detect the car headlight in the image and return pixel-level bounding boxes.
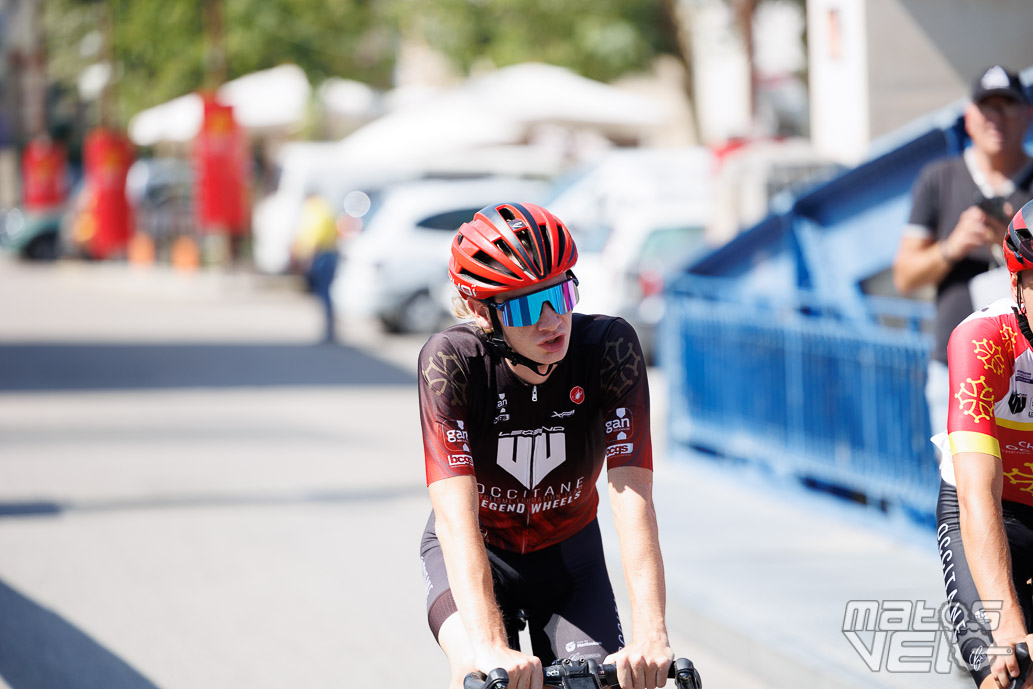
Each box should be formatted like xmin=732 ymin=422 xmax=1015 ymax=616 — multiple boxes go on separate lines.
xmin=1 ymin=208 xmax=25 ymax=245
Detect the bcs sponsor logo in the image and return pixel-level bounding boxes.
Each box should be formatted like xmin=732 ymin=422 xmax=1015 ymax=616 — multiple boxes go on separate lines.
xmin=448 ymin=454 xmax=473 ymax=467
xmin=606 ymin=443 xmax=634 ymax=458
xmin=570 ymin=386 xmax=585 ymax=404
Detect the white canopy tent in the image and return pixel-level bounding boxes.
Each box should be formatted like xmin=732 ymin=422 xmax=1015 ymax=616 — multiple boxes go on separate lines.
xmin=128 ymin=64 xmax=311 ymax=146
xmin=334 ymin=62 xmax=669 ymax=167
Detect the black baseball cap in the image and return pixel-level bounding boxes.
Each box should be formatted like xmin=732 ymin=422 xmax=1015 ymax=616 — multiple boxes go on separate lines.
xmin=971 ymin=65 xmax=1029 ymax=104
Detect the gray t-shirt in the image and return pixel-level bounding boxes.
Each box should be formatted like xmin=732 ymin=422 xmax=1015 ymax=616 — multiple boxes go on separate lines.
xmin=906 ymin=152 xmax=1033 ymax=363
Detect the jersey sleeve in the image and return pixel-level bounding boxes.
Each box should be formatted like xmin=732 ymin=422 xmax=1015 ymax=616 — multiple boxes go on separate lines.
xmin=418 ymin=333 xmax=476 ymax=485
xmin=906 ymin=164 xmax=940 ymax=237
xmin=599 ymin=318 xmax=653 ymax=471
xmin=946 ymin=315 xmax=1011 ymax=459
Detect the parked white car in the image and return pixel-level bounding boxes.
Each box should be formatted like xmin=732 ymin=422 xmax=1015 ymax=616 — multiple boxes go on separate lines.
xmin=252 ymin=142 xmax=370 ymax=275
xmin=544 ymin=147 xmax=715 ymax=361
xmin=574 ymin=205 xmax=710 ymax=362
xmin=333 ymin=177 xmax=550 ymax=333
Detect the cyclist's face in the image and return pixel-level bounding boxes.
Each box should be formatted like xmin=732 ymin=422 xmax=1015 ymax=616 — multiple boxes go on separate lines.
xmin=966 ymin=97 xmax=1032 ymax=156
xmin=495 ymin=275 xmax=573 ymax=370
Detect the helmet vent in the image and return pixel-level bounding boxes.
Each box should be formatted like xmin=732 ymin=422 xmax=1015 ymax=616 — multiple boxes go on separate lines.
xmin=474 ymin=248 xmax=517 ymax=280
xmin=460 ymin=267 xmax=505 ymax=287
xmin=513 ymin=229 xmax=542 ymax=271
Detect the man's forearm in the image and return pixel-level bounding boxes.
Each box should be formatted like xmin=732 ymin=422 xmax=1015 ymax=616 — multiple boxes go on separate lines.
xmin=960 ymin=493 xmax=1026 ymax=636
xmin=608 ymin=469 xmax=668 ymax=638
xmin=430 ymin=481 xmax=509 ymax=651
xmin=894 ymin=240 xmax=954 ymax=293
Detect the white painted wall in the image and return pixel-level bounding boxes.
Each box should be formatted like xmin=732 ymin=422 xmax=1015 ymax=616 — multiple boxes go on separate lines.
xmin=809 ymin=0 xmax=1033 ymax=164
xmin=807 ymin=0 xmax=870 ymax=164
xmin=688 ymin=0 xmax=752 ymax=142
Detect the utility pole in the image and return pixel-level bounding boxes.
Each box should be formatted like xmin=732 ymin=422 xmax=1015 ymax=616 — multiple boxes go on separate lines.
xmin=203 ymin=0 xmax=227 ymax=89
xmin=734 ymin=0 xmax=757 ymax=130
xmin=0 ymin=0 xmax=47 ymax=208
xmin=98 ymin=0 xmax=116 ymax=129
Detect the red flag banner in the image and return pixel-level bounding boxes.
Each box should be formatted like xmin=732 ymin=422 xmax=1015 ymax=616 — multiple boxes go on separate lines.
xmin=83 ymin=128 xmax=134 ymax=259
xmin=21 ymin=139 xmax=68 ymax=210
xmin=194 ymin=96 xmax=248 ymax=235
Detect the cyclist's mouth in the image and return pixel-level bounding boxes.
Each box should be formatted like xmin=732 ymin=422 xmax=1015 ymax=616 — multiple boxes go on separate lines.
xmin=539 ymin=334 xmax=566 ymax=352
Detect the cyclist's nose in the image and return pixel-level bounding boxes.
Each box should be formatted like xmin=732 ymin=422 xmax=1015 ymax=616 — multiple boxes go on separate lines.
xmin=537 ymin=303 xmax=561 ymax=330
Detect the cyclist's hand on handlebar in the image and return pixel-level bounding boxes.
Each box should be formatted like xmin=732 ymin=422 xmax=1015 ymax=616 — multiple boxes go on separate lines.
xmin=476 ymin=646 xmax=543 ymax=689
xmin=605 ymin=638 xmax=674 ymax=689
xmin=989 ymin=630 xmax=1033 ymax=689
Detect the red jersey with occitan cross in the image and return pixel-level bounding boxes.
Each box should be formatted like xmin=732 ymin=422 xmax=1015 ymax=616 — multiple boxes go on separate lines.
xmin=946 ymin=298 xmax=1033 ymax=506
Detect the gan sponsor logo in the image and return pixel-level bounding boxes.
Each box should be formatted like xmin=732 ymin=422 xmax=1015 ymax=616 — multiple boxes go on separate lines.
xmin=605 ymin=408 xmax=632 ymax=437
xmin=444 ymin=420 xmax=469 ymax=450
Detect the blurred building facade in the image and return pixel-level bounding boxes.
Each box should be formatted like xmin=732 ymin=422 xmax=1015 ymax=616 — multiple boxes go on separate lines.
xmin=808 ymin=0 xmax=1033 ymax=164
xmin=0 ymin=0 xmax=47 ymax=208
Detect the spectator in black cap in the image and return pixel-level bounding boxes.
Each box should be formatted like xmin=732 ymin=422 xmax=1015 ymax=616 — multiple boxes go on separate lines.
xmin=893 ymin=65 xmax=1033 ymax=455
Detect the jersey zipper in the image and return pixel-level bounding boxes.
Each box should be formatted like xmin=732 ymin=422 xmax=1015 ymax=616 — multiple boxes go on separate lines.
xmin=532 ymin=385 xmax=537 ymax=402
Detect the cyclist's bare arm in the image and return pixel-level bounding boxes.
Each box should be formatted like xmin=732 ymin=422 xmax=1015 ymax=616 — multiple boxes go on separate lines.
xmin=606 ymin=466 xmax=673 ymax=689
xmin=429 ymin=476 xmax=543 ymax=689
xmin=954 ymin=451 xmax=1033 ymax=688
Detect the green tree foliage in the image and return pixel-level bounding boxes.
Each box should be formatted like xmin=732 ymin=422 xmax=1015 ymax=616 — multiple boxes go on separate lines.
xmin=44 ymin=0 xmax=397 ymax=120
xmin=43 ymin=0 xmax=684 ymax=124
xmin=393 ymin=0 xmax=680 ymax=83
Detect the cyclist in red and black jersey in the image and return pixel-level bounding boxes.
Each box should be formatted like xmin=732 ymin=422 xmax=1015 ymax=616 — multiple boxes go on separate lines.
xmin=418 ymin=202 xmax=674 ymax=689
xmin=938 ymin=199 xmax=1033 ymax=689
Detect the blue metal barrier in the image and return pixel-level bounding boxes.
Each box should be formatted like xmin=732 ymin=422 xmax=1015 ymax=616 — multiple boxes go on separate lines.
xmin=661 ymin=285 xmax=940 ymax=524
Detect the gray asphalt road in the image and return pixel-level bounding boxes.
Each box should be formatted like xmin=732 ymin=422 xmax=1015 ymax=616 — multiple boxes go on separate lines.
xmin=0 ymin=259 xmax=962 ymax=689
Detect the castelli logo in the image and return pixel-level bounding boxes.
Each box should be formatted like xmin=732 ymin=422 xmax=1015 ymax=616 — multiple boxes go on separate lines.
xmin=570 ymin=386 xmax=585 ymax=404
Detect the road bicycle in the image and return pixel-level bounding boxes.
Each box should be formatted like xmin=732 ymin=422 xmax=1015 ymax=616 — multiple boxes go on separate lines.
xmin=464 ymin=656 xmax=701 ymax=689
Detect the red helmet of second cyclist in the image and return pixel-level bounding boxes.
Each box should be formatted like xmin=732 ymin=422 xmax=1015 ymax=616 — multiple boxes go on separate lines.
xmin=449 ymin=202 xmax=578 ymax=299
xmin=1004 ymin=198 xmax=1033 ymax=274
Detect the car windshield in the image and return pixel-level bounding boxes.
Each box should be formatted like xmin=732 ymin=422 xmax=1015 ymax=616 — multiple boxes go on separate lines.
xmin=574 ymin=226 xmax=612 ymax=254
xmin=639 ymin=226 xmax=704 ymax=268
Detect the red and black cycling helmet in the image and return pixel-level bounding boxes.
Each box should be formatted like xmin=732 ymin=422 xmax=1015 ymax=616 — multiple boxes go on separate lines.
xmin=1004 ymin=199 xmax=1033 ymax=274
xmin=449 ymin=202 xmax=578 ymax=299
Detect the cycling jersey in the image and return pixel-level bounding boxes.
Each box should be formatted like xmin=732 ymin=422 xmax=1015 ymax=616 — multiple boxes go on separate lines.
xmin=937 ymin=297 xmax=1033 ymax=686
xmin=417 ymin=314 xmax=652 ymax=554
xmin=937 ymin=297 xmax=1033 ymax=505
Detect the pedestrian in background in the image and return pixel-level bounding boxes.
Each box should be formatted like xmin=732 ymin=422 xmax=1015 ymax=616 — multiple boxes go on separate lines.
xmin=893 ymin=64 xmax=1033 ymax=444
xmin=292 ymin=192 xmax=340 ymax=344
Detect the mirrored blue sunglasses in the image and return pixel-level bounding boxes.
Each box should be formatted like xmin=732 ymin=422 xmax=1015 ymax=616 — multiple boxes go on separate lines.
xmin=490 ymin=276 xmax=580 ymax=327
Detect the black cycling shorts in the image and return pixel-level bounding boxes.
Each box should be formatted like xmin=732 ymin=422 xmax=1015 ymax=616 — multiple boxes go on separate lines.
xmin=937 ymin=480 xmax=1033 ymax=687
xmin=420 ymin=510 xmax=625 ymax=664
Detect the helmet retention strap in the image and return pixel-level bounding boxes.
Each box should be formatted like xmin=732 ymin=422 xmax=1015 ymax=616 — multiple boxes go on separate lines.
xmin=483 ymin=304 xmax=555 ymax=377
xmin=1013 ymin=274 xmax=1033 ymax=349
